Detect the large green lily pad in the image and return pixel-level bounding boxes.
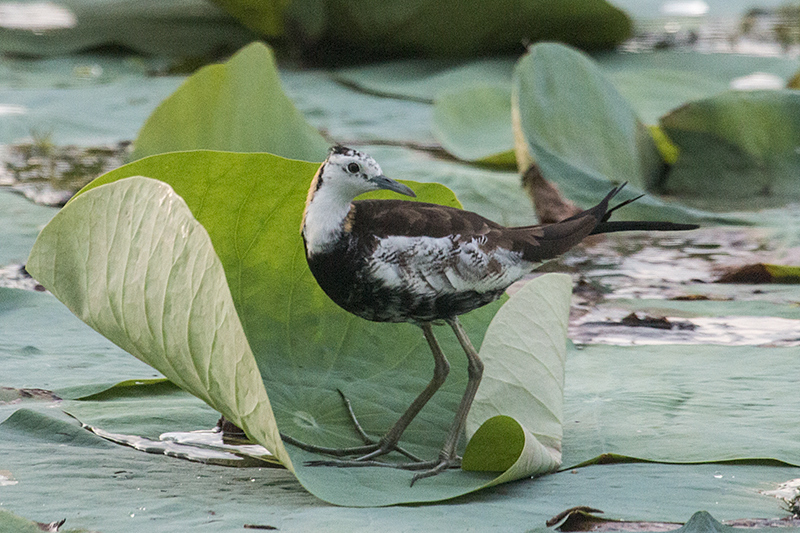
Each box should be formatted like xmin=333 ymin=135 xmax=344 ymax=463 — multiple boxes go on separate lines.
xmin=0 ymin=192 xmax=58 ymax=266
xmin=27 ymin=150 xmax=572 ymax=505
xmin=514 ymin=43 xmax=663 ymax=197
xmin=3 ymin=402 xmax=798 ymax=531
xmin=599 ymin=51 xmax=799 ymax=125
xmin=334 ymin=57 xmax=518 ymax=103
xmin=131 ymin=42 xmax=328 ymax=162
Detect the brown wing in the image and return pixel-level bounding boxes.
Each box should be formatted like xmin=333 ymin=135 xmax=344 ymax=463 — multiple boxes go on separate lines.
xmin=350 ymin=200 xmax=504 ymax=239
xmin=350 ymin=199 xmax=606 ymax=264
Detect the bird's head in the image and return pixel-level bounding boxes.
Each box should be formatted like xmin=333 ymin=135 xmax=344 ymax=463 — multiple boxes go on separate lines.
xmin=314 ymin=146 xmax=416 ymax=200
xmin=302 ymin=147 xmax=416 ymax=252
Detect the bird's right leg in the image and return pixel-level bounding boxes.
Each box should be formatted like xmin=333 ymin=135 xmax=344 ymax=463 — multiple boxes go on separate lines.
xmin=285 ymin=322 xmax=450 ymax=464
xmin=354 ymin=322 xmax=450 ymax=461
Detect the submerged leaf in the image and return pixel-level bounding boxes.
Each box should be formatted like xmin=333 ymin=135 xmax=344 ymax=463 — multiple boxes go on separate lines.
xmin=131 ymin=42 xmax=328 ymax=162
xmin=209 ymin=0 xmax=288 ymax=37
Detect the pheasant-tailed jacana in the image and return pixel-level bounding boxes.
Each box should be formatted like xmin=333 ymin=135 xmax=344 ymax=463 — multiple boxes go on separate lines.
xmin=297 ymin=146 xmax=697 ymax=483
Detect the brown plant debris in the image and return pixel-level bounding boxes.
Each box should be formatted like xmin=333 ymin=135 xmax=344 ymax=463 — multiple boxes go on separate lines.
xmin=521 ymin=164 xmax=582 ymax=224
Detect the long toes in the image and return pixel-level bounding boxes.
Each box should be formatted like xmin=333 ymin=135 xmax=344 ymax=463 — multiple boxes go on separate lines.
xmin=409 ymin=459 xmax=461 ymax=486
xmin=355 ymin=445 xmax=395 ymax=462
xmin=305 ymin=458 xmax=397 ymax=468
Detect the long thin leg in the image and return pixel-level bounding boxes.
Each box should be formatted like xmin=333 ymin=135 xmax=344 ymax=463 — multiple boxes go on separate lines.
xmin=411 ymin=316 xmax=484 ymax=484
xmin=284 ymin=322 xmax=449 ymax=463
xmin=355 ymin=322 xmax=450 ymax=461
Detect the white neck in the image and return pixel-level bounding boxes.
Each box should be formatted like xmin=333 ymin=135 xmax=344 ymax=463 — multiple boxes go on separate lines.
xmin=302 ymin=184 xmax=355 ymax=255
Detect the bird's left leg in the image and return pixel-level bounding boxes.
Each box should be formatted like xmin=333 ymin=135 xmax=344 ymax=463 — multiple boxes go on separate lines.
xmin=283 ymin=322 xmax=450 ymax=465
xmin=410 ymin=316 xmax=484 ymax=485
xmin=280 ymin=390 xmax=423 ymax=462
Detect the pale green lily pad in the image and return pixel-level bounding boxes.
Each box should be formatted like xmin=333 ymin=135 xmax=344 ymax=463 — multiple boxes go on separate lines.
xmin=607 ymin=297 xmax=800 ymax=321
xmin=660 ymin=90 xmax=800 ymax=211
xmin=280 ymin=69 xmax=436 ymax=145
xmin=4 ymin=404 xmax=799 ymax=531
xmin=562 ymin=343 xmax=800 ymax=468
xmin=0 ymin=287 xmax=159 ymax=393
xmin=131 ymin=42 xmax=328 ymax=162
xmin=27 ymin=150 xmax=571 ymax=505
xmin=432 ymin=84 xmax=515 ymax=167
xmin=0 ymin=65 xmax=184 ymax=146
xmin=0 ymin=191 xmax=58 ymax=266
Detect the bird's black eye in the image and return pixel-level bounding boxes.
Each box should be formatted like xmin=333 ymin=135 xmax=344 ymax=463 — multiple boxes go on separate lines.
xmin=347 ymin=162 xmax=360 ymax=174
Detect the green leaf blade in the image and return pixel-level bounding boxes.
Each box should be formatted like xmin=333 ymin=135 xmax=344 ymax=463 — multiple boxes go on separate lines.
xmin=130 ymin=42 xmax=328 ymax=162
xmin=464 ymin=273 xmax=571 ymax=480
xmin=432 ymin=84 xmax=515 ymax=166
xmin=27 ymin=175 xmax=291 ymax=470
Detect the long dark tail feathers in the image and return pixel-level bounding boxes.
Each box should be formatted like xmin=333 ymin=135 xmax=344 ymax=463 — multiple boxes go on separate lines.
xmin=601 ymin=193 xmax=645 ymax=223
xmin=591 ymin=220 xmax=700 ymax=234
xmin=586 ymin=182 xmax=700 ymax=235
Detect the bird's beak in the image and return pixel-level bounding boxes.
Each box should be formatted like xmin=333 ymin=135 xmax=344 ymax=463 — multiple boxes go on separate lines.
xmin=372 ymin=175 xmax=416 ymax=198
